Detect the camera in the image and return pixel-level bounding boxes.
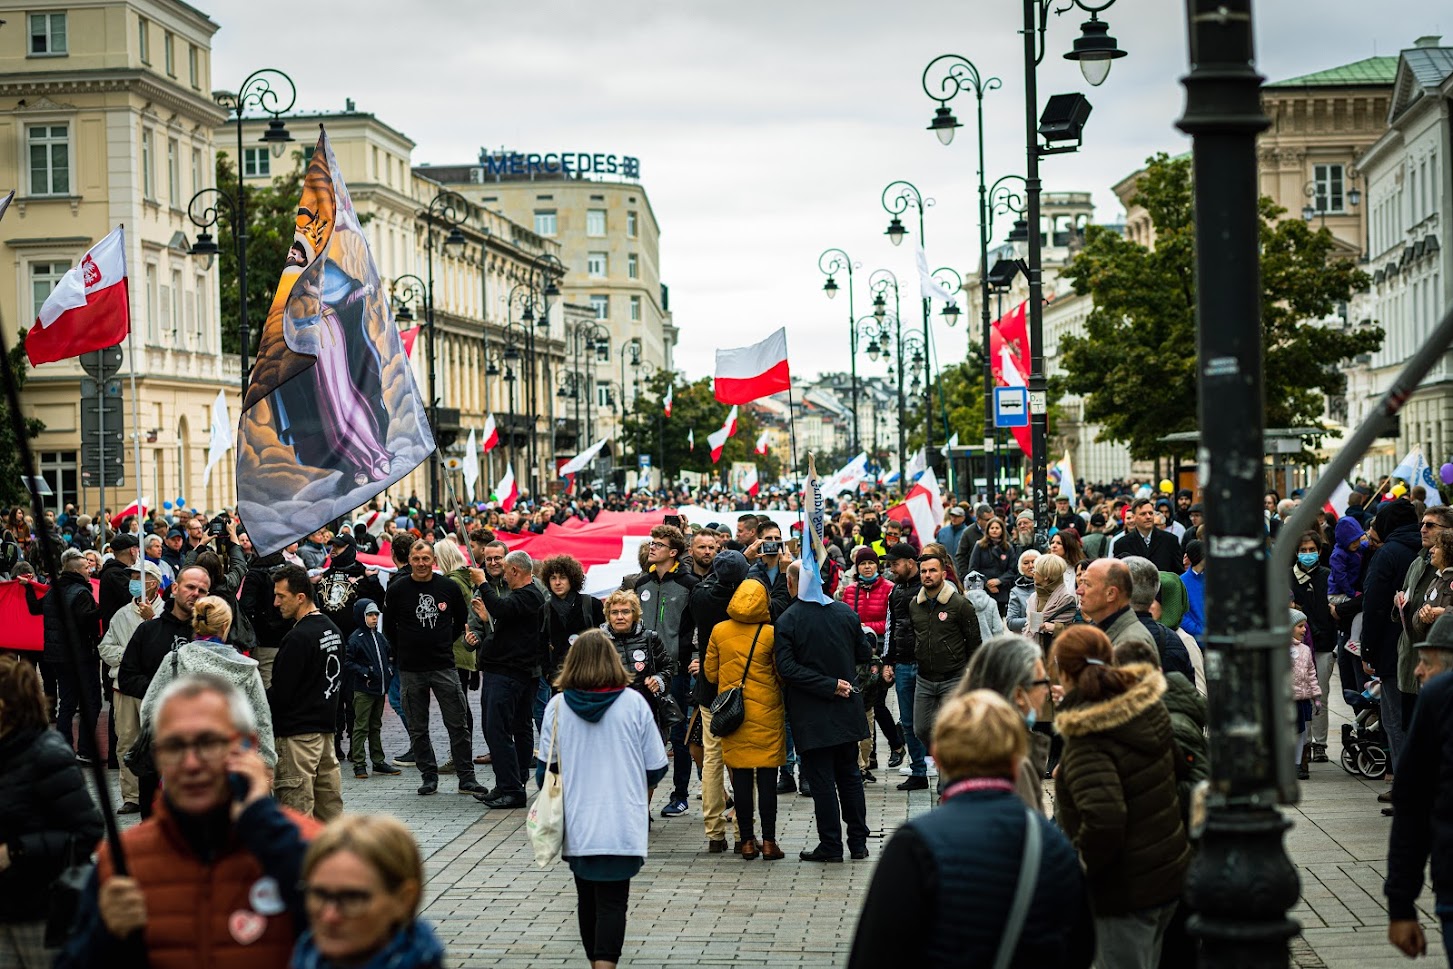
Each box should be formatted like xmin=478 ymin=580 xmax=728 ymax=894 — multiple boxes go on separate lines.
xmin=207 ymin=512 xmax=231 ymax=539
xmin=761 ymin=540 xmax=781 ymax=556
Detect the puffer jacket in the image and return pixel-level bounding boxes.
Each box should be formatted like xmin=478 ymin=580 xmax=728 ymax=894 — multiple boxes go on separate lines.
xmin=1291 ymin=641 xmax=1321 ymax=701
xmin=968 ymin=541 xmax=1017 ymax=607
xmin=0 ymin=727 xmax=103 ymax=921
xmin=28 ymin=570 xmax=100 ymax=665
xmin=1328 ymin=515 xmax=1366 ymax=597
xmin=704 ymin=578 xmax=785 ymax=769
xmin=602 ymin=620 xmax=676 ymax=715
xmin=841 ymin=576 xmax=893 ymax=638
xmin=1053 ymin=663 xmax=1191 ymax=915
xmin=1160 ymin=670 xmax=1209 ymax=829
xmin=1006 ymin=575 xmax=1036 ymax=633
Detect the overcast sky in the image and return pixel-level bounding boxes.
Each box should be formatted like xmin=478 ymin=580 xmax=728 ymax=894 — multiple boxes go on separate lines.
xmin=213 ymin=0 xmax=1445 ymax=383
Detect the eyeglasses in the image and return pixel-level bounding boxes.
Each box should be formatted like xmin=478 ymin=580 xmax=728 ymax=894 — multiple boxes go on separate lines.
xmin=1422 ymin=522 xmax=1440 ymax=530
xmin=303 ymin=886 xmax=377 ymax=918
xmin=153 ymin=732 xmax=237 ymax=767
xmin=648 ymin=541 xmax=669 ymax=549
xmin=1029 ymin=678 xmax=1053 ymax=688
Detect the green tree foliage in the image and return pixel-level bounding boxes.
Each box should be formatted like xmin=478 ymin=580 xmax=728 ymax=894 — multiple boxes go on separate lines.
xmin=1057 ymin=152 xmax=1381 ymax=461
xmin=0 ymin=332 xmax=47 ymax=508
xmin=214 ymin=149 xmax=308 ymax=357
xmin=622 ymin=374 xmax=780 ymax=482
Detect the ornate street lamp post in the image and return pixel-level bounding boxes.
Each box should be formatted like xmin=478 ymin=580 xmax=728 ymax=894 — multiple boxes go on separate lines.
xmin=819 ymin=248 xmax=861 ymax=453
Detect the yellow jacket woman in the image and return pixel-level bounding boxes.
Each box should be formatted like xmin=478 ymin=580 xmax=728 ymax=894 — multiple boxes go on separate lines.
xmin=704 ymin=577 xmax=787 ymax=860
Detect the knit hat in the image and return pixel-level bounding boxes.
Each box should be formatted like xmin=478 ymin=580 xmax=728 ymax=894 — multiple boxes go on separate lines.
xmin=711 ymin=550 xmax=749 ymax=585
xmin=853 ymin=546 xmax=878 ymax=567
xmin=1016 ymin=510 xmax=1035 ymax=523
xmin=1289 ymin=608 xmax=1307 ymax=629
xmin=1158 ymin=573 xmax=1188 ymax=629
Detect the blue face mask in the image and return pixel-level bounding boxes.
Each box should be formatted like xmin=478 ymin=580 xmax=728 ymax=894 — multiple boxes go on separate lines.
xmin=1297 ymin=552 xmax=1320 ymax=570
xmin=1359 ymin=536 xmax=1370 ymax=550
xmin=128 ymin=579 xmax=144 ymax=599
xmin=1025 ymin=708 xmax=1038 ymax=730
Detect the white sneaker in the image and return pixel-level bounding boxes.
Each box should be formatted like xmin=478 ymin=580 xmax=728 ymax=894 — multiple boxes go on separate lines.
xmin=898 ymin=764 xmax=913 ymax=776
xmin=926 ymin=756 xmax=939 ymax=777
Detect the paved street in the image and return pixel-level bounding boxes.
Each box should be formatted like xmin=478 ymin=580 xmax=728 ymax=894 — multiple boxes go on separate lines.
xmin=94 ymin=685 xmax=1445 ymax=967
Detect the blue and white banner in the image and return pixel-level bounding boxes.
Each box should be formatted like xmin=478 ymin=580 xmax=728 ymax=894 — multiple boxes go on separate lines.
xmin=1393 ymin=447 xmax=1443 ymax=507
xmin=798 ymin=453 xmax=834 ymax=605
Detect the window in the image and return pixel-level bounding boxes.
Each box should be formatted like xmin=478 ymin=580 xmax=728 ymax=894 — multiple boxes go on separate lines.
xmin=171 ymin=269 xmax=184 ymax=343
xmin=39 ymin=452 xmax=77 ymax=515
xmin=241 ymin=147 xmax=270 ymax=178
xmin=533 ymin=210 xmax=557 ymax=236
xmin=191 ymin=148 xmax=202 ymax=195
xmin=27 ymin=125 xmax=70 ymax=196
xmin=137 ymin=16 xmax=149 ymax=63
xmin=141 ymin=130 xmax=155 ymax=199
xmin=626 ymin=210 xmax=638 ymax=237
xmin=597 ymin=383 xmax=613 ymax=408
xmin=1313 ymin=164 xmax=1345 ymax=214
xmin=167 ymin=139 xmax=179 ymax=205
xmin=30 ymin=261 xmax=69 ymax=320
xmin=145 ymin=265 xmax=159 ymax=343
xmin=29 ymin=12 xmax=66 ymax=55
xmin=594 ymin=335 xmax=610 ymax=363
xmin=164 ymin=30 xmax=174 ymax=74
xmin=586 ymin=252 xmax=608 ymax=278
xmin=589 ymin=295 xmax=609 ymax=320
xmin=627 ymin=253 xmax=639 ymax=279
xmin=188 ymin=45 xmax=199 ymax=88
xmin=630 ymin=295 xmax=642 ymax=321
xmin=160 ymin=275 xmax=172 ymax=342
xmin=586 ymin=209 xmax=607 ymax=236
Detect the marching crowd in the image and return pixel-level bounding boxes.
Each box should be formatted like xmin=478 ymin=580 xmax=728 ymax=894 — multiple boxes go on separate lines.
xmin=3 ymin=472 xmax=1453 ymax=966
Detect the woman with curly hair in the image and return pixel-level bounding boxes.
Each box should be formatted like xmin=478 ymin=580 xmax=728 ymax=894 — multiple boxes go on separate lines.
xmin=541 ymin=554 xmax=606 ymax=689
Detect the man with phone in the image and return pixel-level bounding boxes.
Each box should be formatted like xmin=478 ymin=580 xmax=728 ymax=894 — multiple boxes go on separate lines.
xmin=747 ymin=521 xmax=793 ymax=622
xmin=60 ymin=674 xmax=321 ymax=969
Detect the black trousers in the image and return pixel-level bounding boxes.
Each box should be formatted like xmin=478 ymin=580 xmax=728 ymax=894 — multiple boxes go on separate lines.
xmin=481 ymin=672 xmax=533 ymax=796
xmin=798 ymin=741 xmax=869 ymax=856
xmin=45 ymin=659 xmax=100 ymax=755
xmin=871 ymin=694 xmax=902 ymax=752
xmin=730 ymin=766 xmax=778 ymax=842
xmin=574 ymin=875 xmax=630 ymax=964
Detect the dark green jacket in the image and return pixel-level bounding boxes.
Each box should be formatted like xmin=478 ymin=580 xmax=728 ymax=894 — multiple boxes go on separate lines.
xmin=907 ymin=583 xmax=981 ymax=681
xmin=1161 ymin=670 xmax=1209 ymax=830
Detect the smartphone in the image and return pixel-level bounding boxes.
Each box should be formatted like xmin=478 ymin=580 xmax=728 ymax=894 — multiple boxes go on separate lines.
xmin=663 ymin=514 xmax=681 ymax=528
xmin=762 ymin=540 xmax=781 ymax=555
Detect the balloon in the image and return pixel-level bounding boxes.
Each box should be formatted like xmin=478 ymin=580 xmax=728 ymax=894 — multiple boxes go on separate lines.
xmin=1441 ymin=463 xmax=1453 ymax=485
xmin=176 ymin=497 xmax=186 ymax=507
xmin=162 ymin=501 xmax=172 ymax=510
xmin=1159 ymin=479 xmax=1174 ymax=494
xmin=1391 ymin=483 xmax=1407 ymax=498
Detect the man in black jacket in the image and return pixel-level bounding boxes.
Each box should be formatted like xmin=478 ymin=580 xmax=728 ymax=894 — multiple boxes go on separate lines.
xmin=1114 ymin=498 xmax=1184 ymax=574
xmin=884 ymin=543 xmax=929 ymax=790
xmin=775 ymin=561 xmax=872 ymax=862
xmin=97 ymin=533 xmax=139 ymax=630
xmin=312 ymin=532 xmax=384 ymax=762
xmin=383 ymin=541 xmax=481 ymax=797
xmin=1363 ymin=498 xmax=1422 ymax=792
xmin=268 ymin=564 xmax=344 ymax=821
xmin=472 ymin=549 xmax=546 ymax=809
xmin=23 ymin=548 xmax=102 ymax=755
xmin=1386 ymin=614 xmax=1453 ymax=960
xmin=1124 ymin=556 xmax=1196 ymax=687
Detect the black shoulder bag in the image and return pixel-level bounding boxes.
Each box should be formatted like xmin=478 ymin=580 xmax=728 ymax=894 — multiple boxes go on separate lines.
xmin=708 ymin=624 xmax=763 ymax=737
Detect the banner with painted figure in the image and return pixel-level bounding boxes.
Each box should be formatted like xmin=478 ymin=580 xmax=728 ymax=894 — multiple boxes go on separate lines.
xmin=238 ymin=129 xmax=435 ymax=555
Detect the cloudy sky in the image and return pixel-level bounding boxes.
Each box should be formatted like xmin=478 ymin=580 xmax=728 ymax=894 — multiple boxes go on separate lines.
xmin=214 ymin=0 xmax=1443 ymax=382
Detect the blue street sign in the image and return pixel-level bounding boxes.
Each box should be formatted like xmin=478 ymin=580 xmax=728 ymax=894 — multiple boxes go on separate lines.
xmin=994 ymin=387 xmax=1029 ymax=428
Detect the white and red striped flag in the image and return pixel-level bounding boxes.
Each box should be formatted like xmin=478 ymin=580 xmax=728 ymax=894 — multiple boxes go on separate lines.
xmin=688 ymin=428 xmax=695 ymax=452
xmin=707 ymin=406 xmax=739 ymax=463
xmin=743 ymin=466 xmax=760 ymax=497
xmin=491 ymin=464 xmax=519 ymax=513
xmin=27 ymin=225 xmax=130 ymax=366
xmin=755 ymin=429 xmax=769 ymax=456
xmin=481 ymin=413 xmax=500 ymax=453
xmin=714 ymin=328 xmax=790 ymax=404
xmin=663 ymin=384 xmax=673 ymax=418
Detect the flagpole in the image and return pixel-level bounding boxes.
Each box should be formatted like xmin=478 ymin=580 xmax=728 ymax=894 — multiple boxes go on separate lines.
xmin=127 ymin=279 xmax=144 ymax=528
xmin=785 ymin=382 xmax=801 ymax=493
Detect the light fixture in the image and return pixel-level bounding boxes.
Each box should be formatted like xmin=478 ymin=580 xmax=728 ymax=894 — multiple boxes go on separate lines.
xmin=927 ymin=105 xmax=961 ymax=146
xmin=1301 ymin=204 xmax=1316 ymax=223
xmin=543 ymin=276 xmax=561 ymax=298
xmin=873 ymin=293 xmax=886 ymax=319
xmin=867 ymin=340 xmax=881 ymax=362
xmin=885 ymin=217 xmax=907 ymax=247
xmin=522 ymin=304 xmax=535 ymax=324
xmin=188 ymin=231 xmax=219 ymax=258
xmin=486 ymin=359 xmax=499 ymax=377
xmin=1006 ymin=219 xmax=1030 ymax=245
xmin=987 ymin=259 xmax=1022 ymax=291
xmin=1038 ymin=93 xmax=1093 ymax=145
xmin=504 ymin=343 xmax=520 ymax=362
xmin=260 ymin=118 xmax=293 ymax=159
xmin=444 ymin=226 xmax=467 ymax=248
xmin=942 ymin=301 xmax=960 ymax=326
xmin=395 ymin=303 xmax=414 ymax=324
xmin=1348 ymin=186 xmax=1362 ymax=207
xmin=823 ymin=275 xmax=839 ymax=299
xmin=1062 ymin=16 xmax=1126 ymax=87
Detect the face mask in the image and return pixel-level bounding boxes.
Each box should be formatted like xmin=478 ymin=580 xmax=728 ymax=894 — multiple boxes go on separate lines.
xmin=1297 ymin=552 xmax=1320 ymax=570
xmin=1359 ymin=536 xmax=1370 ymax=549
xmin=128 ymin=579 xmax=144 ymax=599
xmin=1024 ymin=708 xmax=1038 ymax=730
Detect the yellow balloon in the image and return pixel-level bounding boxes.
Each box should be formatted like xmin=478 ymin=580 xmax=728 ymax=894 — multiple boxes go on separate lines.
xmin=1391 ymin=483 xmax=1407 ymax=497
xmin=1159 ymin=479 xmax=1174 ymax=494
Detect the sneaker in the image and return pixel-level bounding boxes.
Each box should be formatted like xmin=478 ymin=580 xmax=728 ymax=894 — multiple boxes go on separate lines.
xmin=898 ymin=764 xmax=914 ymax=776
xmin=457 ymin=779 xmax=487 ymax=794
xmin=393 ymin=751 xmax=417 ymax=767
xmin=417 ymin=780 xmax=438 ymax=796
xmin=861 ymin=770 xmax=877 ymax=784
xmin=1310 ymin=744 xmax=1329 ymax=764
xmin=661 ymin=798 xmax=689 ymax=818
xmin=926 ymin=756 xmax=939 ymax=776
xmin=897 ymin=775 xmax=929 ymax=791
xmin=868 ymin=754 xmax=880 ymax=769
xmin=1296 ymin=764 xmax=1310 ymax=781
xmin=776 ymin=772 xmax=796 ymax=794
xmin=708 ymin=839 xmax=728 ymax=854
xmin=476 ymin=791 xmax=527 ymax=809
xmin=372 ymin=762 xmax=402 ymax=775
xmin=354 ymin=769 xmax=369 ymax=779
xmin=888 ymin=748 xmax=906 ymax=769
xmin=799 ymin=780 xmax=813 ymax=798
xmin=850 ymin=846 xmax=871 ymax=860
xmin=438 ymin=760 xmax=457 ymax=775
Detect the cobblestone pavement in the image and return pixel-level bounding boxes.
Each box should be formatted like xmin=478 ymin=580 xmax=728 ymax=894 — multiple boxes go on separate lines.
xmin=89 ymin=683 xmax=1444 ymax=967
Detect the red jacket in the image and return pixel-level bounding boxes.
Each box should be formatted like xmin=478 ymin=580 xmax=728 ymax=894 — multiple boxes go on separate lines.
xmin=843 ymin=577 xmax=894 ymax=638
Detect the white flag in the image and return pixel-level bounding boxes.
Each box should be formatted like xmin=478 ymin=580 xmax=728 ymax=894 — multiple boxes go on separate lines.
xmin=462 ymin=429 xmax=480 ymax=500
xmin=798 ymin=454 xmax=834 ymax=605
xmin=905 ymin=467 xmax=947 ymax=544
xmin=560 ymin=437 xmax=610 ymax=477
xmin=1393 ymin=447 xmax=1443 ymax=507
xmin=906 ymin=448 xmax=928 ymax=482
xmin=202 ymin=389 xmax=233 ymax=487
xmin=916 ymin=245 xmax=954 ymax=301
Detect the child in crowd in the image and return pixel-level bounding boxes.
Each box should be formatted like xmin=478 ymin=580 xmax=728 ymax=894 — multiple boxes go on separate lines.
xmin=1290 ymin=608 xmax=1323 ymax=781
xmin=345 ymin=599 xmax=402 ymax=779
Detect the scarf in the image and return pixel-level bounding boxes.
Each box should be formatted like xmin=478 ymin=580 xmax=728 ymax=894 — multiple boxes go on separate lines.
xmin=292 ymin=921 xmax=445 ymax=969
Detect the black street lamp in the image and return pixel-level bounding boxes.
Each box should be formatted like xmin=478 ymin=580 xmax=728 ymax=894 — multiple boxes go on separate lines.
xmin=922 ymin=54 xmax=1006 ymax=502
xmin=1302 ymin=171 xmax=1361 ymax=226
xmin=482 ymin=343 xmax=515 ymax=476
xmin=506 ymin=283 xmax=546 ymax=498
xmin=187 ymin=67 xmax=296 ymax=392
xmin=880 ymin=180 xmax=940 ymax=471
xmin=857 ymin=305 xmax=905 ymax=489
xmin=567 ymin=320 xmax=610 ymax=449
xmin=420 ymin=190 xmax=469 ymax=511
xmin=630 ymin=356 xmax=661 ymax=483
xmin=1178 ymin=2 xmax=1299 ymax=966
xmin=819 ymin=248 xmax=861 ymax=453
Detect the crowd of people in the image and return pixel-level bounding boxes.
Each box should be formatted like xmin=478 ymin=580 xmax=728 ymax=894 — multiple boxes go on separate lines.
xmin=4 ymin=469 xmax=1453 ymax=966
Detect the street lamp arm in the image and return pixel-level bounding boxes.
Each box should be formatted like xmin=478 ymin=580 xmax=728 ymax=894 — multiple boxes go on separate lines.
xmin=817 ymin=247 xmax=857 ymax=277
xmin=424 ymin=190 xmax=470 ymax=228
xmin=880 ymin=180 xmax=932 ymax=218
xmin=217 ymin=68 xmax=297 ymax=118
xmin=931 ymin=266 xmax=963 ymax=291
xmin=867 ymin=269 xmax=900 ymax=296
xmin=921 ymin=54 xmax=1003 ymax=104
xmin=185 ymin=187 xmax=237 ymax=231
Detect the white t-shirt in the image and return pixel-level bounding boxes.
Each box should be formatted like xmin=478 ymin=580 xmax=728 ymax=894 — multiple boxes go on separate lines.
xmin=538 ymin=689 xmax=668 ymax=859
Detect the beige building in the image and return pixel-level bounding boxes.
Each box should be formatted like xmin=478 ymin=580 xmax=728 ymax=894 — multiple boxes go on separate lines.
xmin=0 ymin=0 xmax=239 ymax=515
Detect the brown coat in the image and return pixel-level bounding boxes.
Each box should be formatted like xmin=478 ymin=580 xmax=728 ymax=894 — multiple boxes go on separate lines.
xmin=704 ymin=579 xmax=787 ymax=769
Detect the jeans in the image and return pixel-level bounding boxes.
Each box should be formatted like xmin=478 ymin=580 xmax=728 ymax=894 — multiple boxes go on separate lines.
xmin=400 ymin=668 xmax=476 ymax=783
xmin=481 ymin=671 xmax=534 ymax=797
xmin=667 ymin=672 xmax=692 ymax=799
xmin=1308 ymin=650 xmax=1337 ymax=746
xmin=731 ymin=766 xmax=778 ymax=843
xmin=798 ymin=741 xmax=869 ymax=856
xmin=894 ymin=664 xmax=928 ymax=776
xmin=533 ymin=675 xmax=552 ymax=731
xmin=44 ymin=659 xmax=100 ymax=755
xmin=784 ymin=721 xmax=798 ymax=774
xmin=351 ymin=692 xmax=388 ymax=771
xmin=1096 ymin=900 xmax=1178 ymax=969
xmin=574 ymin=875 xmax=630 ymax=964
xmin=1381 ymin=677 xmax=1407 ymax=774
xmin=387 ymin=670 xmax=407 ymax=731
xmin=912 ymin=673 xmax=959 ymax=755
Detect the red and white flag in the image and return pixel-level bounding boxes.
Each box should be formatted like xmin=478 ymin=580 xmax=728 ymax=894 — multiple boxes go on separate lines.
xmin=113 ymin=497 xmax=149 ymax=526
xmin=708 ymin=406 xmax=739 ymax=463
xmin=1324 ymin=478 xmax=1353 ymax=519
xmin=714 ymin=327 xmax=790 ymax=404
xmin=993 ymin=300 xmax=1029 ymax=366
xmin=991 ymin=332 xmax=1032 ymax=458
xmin=688 ymin=428 xmax=695 ymax=452
xmin=27 ymin=225 xmax=130 ymax=366
xmin=743 ymin=466 xmax=760 ymax=497
xmin=491 ymin=464 xmax=518 ymax=513
xmin=481 ymin=413 xmax=500 ymax=453
xmin=663 ymin=384 xmax=673 ymax=418
xmin=755 ymin=429 xmax=769 ymax=456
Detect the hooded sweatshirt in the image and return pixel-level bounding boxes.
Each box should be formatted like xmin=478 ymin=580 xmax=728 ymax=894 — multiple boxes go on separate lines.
xmin=345 ymin=599 xmax=392 ymax=697
xmin=140 ymin=638 xmax=277 ymax=766
xmin=1329 ymin=515 xmax=1367 ymax=597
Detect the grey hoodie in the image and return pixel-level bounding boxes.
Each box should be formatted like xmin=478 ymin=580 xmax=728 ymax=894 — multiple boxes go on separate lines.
xmin=139 ymin=639 xmax=277 ymax=767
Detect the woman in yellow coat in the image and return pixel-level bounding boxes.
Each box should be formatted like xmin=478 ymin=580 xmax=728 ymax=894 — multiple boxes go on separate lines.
xmin=705 ymin=577 xmax=787 ymax=861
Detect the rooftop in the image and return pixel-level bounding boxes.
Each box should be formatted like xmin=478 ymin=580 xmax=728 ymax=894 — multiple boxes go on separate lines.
xmin=1265 ymin=55 xmax=1398 ymax=89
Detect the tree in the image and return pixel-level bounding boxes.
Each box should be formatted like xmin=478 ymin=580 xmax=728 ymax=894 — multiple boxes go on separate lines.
xmin=0 ymin=332 xmax=47 ymax=508
xmin=1057 ymin=152 xmax=1381 ymax=461
xmin=622 ymin=374 xmax=781 ymax=483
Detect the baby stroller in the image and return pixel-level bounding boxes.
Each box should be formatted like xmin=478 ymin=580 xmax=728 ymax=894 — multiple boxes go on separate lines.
xmin=1339 ymin=680 xmax=1389 ymax=780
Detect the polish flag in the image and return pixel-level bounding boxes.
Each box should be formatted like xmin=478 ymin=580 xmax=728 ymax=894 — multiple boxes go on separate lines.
xmin=663 ymin=384 xmax=673 ymax=418
xmin=995 ymin=339 xmax=1032 ymax=458
xmin=743 ymin=466 xmax=760 ymax=497
xmin=113 ymin=497 xmax=150 ymax=526
xmin=708 ymin=406 xmax=739 ymax=463
xmin=491 ymin=464 xmax=519 ymax=513
xmin=688 ymin=428 xmax=694 ymax=452
xmin=27 ymin=226 xmax=130 ymax=366
xmin=755 ymin=430 xmax=769 ymax=456
xmin=714 ymin=328 xmax=790 ymax=404
xmin=1324 ymin=478 xmax=1353 ymax=519
xmin=481 ymin=413 xmax=500 ymax=453
xmin=400 ymin=327 xmax=418 ymax=358
xmin=993 ymin=299 xmax=1029 ymax=366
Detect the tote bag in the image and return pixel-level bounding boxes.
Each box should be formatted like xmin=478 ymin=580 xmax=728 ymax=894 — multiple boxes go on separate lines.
xmin=527 ymin=706 xmax=565 ymax=867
